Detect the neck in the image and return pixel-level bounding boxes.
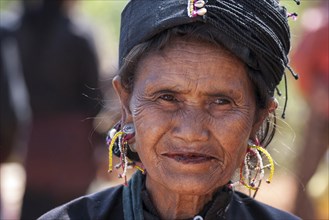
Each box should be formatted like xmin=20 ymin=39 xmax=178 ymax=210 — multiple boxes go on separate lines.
xmin=145 ymin=177 xmax=213 ymax=219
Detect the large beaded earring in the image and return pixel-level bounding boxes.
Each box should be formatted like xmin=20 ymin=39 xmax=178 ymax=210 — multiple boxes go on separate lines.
xmin=230 ymin=139 xmax=275 ymax=197
xmin=106 ymin=121 xmax=144 ymax=185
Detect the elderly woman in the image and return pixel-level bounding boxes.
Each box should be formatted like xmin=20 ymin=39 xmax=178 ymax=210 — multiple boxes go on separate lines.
xmin=39 ymin=0 xmax=300 ymax=219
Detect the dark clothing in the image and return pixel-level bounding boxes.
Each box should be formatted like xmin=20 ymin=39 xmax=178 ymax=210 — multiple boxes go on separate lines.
xmin=0 ymin=26 xmax=18 ymax=162
xmin=16 ymin=10 xmax=100 ymax=117
xmin=39 ymin=172 xmax=300 ymax=220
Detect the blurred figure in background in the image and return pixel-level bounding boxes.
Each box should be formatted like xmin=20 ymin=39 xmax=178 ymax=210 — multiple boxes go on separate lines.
xmin=0 ymin=16 xmax=32 ymax=220
xmin=292 ymin=1 xmax=329 ymax=219
xmin=0 ymin=20 xmax=30 ymax=170
xmin=2 ymin=0 xmax=102 ymax=219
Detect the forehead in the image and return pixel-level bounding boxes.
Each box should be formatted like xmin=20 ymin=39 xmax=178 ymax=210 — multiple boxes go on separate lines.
xmin=134 ymin=38 xmax=251 ymax=92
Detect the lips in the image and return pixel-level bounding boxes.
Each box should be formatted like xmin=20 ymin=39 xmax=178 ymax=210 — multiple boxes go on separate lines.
xmin=163 ymin=153 xmax=215 ymax=164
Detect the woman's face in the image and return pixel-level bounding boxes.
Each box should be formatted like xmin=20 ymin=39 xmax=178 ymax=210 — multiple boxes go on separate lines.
xmin=116 ymin=38 xmax=262 ymax=195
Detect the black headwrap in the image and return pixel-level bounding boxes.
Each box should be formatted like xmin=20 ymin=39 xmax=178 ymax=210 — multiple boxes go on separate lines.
xmin=119 ymin=0 xmax=299 ymax=117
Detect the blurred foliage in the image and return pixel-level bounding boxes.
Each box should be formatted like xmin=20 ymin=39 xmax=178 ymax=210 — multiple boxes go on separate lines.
xmin=0 ymin=0 xmax=11 ymax=10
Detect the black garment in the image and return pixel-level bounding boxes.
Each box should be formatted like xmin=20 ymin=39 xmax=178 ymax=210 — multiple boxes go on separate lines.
xmin=16 ymin=10 xmax=100 ymax=116
xmin=0 ymin=26 xmax=18 ymax=162
xmin=140 ymin=183 xmax=232 ymax=220
xmin=39 ymin=173 xmax=300 ymax=220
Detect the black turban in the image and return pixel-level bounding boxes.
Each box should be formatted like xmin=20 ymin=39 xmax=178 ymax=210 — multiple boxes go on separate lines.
xmin=119 ymin=0 xmax=296 ymax=96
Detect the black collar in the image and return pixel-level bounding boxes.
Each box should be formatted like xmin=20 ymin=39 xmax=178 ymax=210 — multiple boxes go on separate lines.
xmin=140 ymin=180 xmax=232 ymax=220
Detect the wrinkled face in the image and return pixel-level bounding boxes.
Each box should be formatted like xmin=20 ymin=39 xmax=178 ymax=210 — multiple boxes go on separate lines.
xmin=117 ymin=38 xmax=261 ymax=195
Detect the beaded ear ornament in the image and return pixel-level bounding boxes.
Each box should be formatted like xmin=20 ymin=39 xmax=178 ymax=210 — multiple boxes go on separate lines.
xmin=230 ymin=139 xmax=275 ymax=198
xmin=106 ymin=121 xmax=144 ymax=185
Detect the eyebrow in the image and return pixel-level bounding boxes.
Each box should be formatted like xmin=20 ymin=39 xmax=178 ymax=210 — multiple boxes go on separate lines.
xmin=145 ymin=82 xmax=241 ymax=99
xmin=144 ymin=83 xmax=187 ymax=94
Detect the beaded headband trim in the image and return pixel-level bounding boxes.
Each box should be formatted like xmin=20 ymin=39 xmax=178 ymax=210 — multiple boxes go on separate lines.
xmin=187 ymin=0 xmax=207 ymax=18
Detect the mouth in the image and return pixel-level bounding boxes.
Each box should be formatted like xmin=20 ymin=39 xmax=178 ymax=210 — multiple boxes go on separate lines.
xmin=162 ymin=153 xmax=215 ymax=164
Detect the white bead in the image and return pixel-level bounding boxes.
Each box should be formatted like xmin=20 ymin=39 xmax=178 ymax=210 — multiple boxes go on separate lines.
xmin=196 ymin=8 xmax=207 ymax=16
xmin=194 ymin=0 xmax=205 ymax=8
xmin=123 ymin=123 xmax=135 ymax=134
xmin=193 ymin=216 xmax=203 ymax=220
xmin=109 ymin=128 xmax=117 ymax=138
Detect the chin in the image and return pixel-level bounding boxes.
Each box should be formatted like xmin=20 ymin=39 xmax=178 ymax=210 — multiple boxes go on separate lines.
xmin=159 ymin=171 xmax=227 ymax=195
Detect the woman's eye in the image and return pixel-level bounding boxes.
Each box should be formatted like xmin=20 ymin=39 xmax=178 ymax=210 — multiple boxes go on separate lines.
xmin=159 ymin=94 xmax=176 ymax=102
xmin=214 ymin=98 xmax=230 ymax=105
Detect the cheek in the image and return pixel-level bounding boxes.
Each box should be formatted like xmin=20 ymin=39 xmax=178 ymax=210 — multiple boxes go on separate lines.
xmin=213 ymin=112 xmax=254 ymax=168
xmin=131 ymin=102 xmax=173 ymax=161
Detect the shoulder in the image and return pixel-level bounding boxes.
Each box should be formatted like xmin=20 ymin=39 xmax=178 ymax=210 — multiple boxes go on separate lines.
xmin=227 ymin=192 xmax=300 ymax=220
xmin=38 ymin=185 xmax=124 ymax=220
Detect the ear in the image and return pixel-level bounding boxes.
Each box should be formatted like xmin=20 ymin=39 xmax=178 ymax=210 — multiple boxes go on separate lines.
xmin=112 ymin=75 xmax=133 ymax=123
xmin=250 ymin=98 xmax=278 ymax=139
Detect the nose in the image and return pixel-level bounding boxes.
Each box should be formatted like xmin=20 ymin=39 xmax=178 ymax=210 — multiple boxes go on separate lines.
xmin=172 ymin=108 xmax=209 ymax=143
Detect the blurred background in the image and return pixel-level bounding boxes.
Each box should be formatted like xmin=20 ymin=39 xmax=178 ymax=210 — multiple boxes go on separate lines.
xmin=0 ymin=0 xmax=328 ymax=219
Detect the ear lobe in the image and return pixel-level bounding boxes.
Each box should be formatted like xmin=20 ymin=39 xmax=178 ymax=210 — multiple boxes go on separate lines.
xmin=250 ymin=109 xmax=268 ymax=139
xmin=250 ymin=98 xmax=278 ymax=139
xmin=112 ymin=75 xmax=133 ymax=122
xmin=268 ymin=98 xmax=278 ymax=113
